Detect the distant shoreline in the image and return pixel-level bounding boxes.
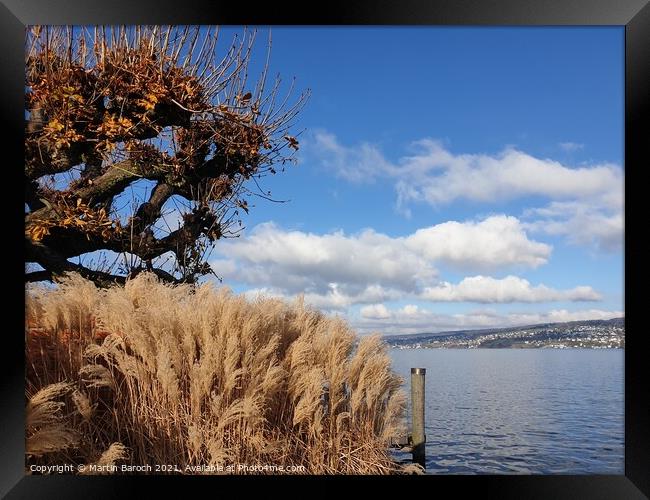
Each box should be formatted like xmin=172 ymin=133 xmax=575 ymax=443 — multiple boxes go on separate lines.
xmin=385 ymin=317 xmax=624 ymax=349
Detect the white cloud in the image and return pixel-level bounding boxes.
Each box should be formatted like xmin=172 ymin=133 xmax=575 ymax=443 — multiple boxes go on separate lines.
xmin=353 ymin=306 xmax=623 ymax=335
xmin=541 ymin=309 xmax=623 ymax=323
xmin=305 ymin=131 xmax=623 ymax=252
xmin=308 ymin=130 xmax=394 ymax=183
xmin=210 ymin=258 xmax=239 ymax=277
xmin=212 ymin=216 xmax=552 ymax=302
xmin=409 ymin=146 xmax=621 ymax=206
xmin=360 ymin=304 xmax=391 ymax=319
xmin=523 ymin=201 xmax=624 ymax=252
xmin=215 ymin=222 xmax=439 ymax=295
xmin=211 ymin=218 xmax=603 ymax=310
xmin=420 ymin=275 xmax=601 ymax=303
xmin=401 ymin=304 xmax=419 ymax=315
xmin=558 ymin=142 xmax=585 ymax=152
xmin=242 ymin=284 xmax=400 ymax=312
xmin=405 ymin=216 xmax=551 ymax=270
xmin=303 ymin=284 xmax=401 ymax=310
xmin=308 ymin=132 xmax=621 ymax=205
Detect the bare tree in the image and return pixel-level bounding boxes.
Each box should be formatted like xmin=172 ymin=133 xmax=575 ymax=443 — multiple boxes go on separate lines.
xmin=25 ymin=26 xmax=308 ymax=286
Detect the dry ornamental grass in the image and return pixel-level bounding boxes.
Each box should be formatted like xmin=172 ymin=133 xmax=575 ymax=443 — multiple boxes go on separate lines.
xmin=25 ymin=273 xmax=410 ymax=474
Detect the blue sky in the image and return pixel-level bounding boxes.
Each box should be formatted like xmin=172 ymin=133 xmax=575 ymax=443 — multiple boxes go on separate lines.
xmin=45 ymin=27 xmax=622 ymax=335
xmin=201 ymin=27 xmax=624 ymax=335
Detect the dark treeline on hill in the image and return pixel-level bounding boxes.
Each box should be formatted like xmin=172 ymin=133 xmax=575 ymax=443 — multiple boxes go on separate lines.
xmin=385 ymin=318 xmax=625 ymax=349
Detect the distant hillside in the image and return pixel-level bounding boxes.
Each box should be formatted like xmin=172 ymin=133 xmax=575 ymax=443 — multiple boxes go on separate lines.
xmin=385 ymin=317 xmax=624 ymax=349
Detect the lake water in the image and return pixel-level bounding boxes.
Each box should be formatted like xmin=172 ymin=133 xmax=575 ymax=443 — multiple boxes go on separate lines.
xmin=389 ymin=348 xmax=624 ymax=474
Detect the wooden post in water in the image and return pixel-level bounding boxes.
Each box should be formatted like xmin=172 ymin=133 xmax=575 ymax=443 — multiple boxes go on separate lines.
xmin=411 ymin=367 xmax=426 ymax=468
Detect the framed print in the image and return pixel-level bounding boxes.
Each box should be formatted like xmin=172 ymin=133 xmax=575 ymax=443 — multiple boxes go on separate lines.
xmin=2 ymin=0 xmax=648 ymax=498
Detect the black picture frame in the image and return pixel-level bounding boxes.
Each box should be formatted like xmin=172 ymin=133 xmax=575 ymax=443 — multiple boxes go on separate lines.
xmin=3 ymin=1 xmax=647 ymax=498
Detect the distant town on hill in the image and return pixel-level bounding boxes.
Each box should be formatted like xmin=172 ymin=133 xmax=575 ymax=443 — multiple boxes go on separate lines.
xmin=385 ymin=318 xmax=625 ymax=349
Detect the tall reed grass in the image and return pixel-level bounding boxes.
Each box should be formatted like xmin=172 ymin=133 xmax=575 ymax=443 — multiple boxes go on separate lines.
xmin=25 ymin=273 xmax=409 ymax=474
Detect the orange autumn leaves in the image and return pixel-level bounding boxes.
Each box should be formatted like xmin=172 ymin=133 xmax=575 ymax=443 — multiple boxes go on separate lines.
xmin=26 ymin=196 xmax=122 ymax=243
xmin=25 ymin=26 xmax=308 ymax=285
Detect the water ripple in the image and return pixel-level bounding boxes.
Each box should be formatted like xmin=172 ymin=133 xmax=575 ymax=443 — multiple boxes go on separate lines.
xmin=390 ymin=349 xmax=624 ymax=475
